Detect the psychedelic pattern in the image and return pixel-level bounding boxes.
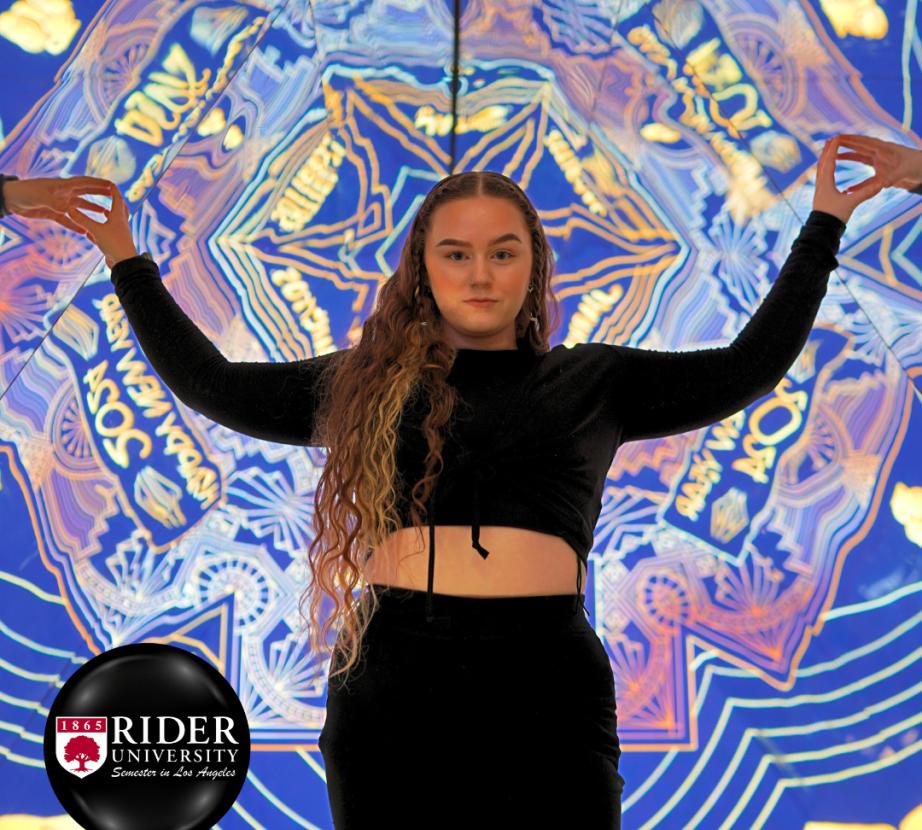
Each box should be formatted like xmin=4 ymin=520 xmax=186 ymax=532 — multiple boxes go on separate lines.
xmin=1 ymin=1 xmax=920 ymax=827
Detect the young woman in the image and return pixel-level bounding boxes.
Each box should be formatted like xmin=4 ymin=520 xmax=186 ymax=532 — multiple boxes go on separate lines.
xmin=0 ymin=134 xmax=911 ymax=828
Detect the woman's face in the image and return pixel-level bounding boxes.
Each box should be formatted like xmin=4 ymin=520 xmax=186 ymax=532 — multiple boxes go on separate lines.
xmin=423 ymin=195 xmax=534 ymax=350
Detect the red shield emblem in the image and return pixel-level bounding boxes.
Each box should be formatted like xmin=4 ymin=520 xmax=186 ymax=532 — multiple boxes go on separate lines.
xmin=56 ymin=717 xmax=107 ymax=778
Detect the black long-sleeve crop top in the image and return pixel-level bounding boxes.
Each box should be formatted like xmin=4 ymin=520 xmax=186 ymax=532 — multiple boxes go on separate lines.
xmin=107 ymin=209 xmax=846 ymax=622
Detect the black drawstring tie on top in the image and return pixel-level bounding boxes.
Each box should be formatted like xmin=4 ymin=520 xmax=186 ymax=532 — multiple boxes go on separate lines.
xmin=422 ymin=462 xmax=586 ymax=621
xmin=470 ymin=465 xmax=492 ymax=559
xmin=424 ymin=461 xmax=493 ymax=624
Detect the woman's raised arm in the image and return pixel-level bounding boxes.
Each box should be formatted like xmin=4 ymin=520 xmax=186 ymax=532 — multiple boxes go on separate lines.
xmin=606 ymin=136 xmax=892 ymax=444
xmin=607 ymin=209 xmax=844 ymax=443
xmin=0 ymin=176 xmax=342 ymax=446
xmin=110 ymin=254 xmax=342 ymax=446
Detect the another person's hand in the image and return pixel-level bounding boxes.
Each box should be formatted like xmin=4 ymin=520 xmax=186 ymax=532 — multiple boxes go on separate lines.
xmin=812 ymin=135 xmax=886 ymax=224
xmin=3 ymin=175 xmax=111 ymax=234
xmin=836 ymin=133 xmax=922 ymax=194
xmin=65 ymin=181 xmax=138 ymax=269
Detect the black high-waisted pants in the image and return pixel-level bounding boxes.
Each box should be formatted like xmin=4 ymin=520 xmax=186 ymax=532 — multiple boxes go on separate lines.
xmin=318 ymin=584 xmax=624 ymax=829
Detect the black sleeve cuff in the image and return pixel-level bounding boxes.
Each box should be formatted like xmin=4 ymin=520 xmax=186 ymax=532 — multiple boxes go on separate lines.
xmin=110 ymin=253 xmax=159 ymax=284
xmin=806 ymin=209 xmax=847 ymax=242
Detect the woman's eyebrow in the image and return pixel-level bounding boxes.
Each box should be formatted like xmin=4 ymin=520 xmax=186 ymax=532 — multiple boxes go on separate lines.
xmin=435 ymin=233 xmax=523 ymax=247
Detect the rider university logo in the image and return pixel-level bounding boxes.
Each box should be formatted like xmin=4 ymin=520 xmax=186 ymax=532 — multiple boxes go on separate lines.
xmin=55 ymin=716 xmax=108 ymax=777
xmin=44 ymin=643 xmax=250 ymax=830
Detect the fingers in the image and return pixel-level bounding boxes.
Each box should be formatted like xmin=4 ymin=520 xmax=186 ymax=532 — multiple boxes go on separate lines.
xmin=53 ymin=211 xmax=95 ymax=236
xmin=837 ymin=134 xmax=876 ymax=148
xmin=864 ymin=176 xmax=886 ymax=198
xmin=70 ymin=176 xmax=117 ymax=194
xmin=108 ymin=182 xmax=127 ymax=207
xmin=74 ymin=197 xmax=110 ymax=216
xmin=844 ymin=173 xmax=885 ymax=196
xmin=66 ymin=205 xmax=101 ymax=231
xmin=837 ymin=151 xmax=873 ymax=163
xmin=818 ymin=137 xmax=836 ymax=180
xmin=22 ymin=205 xmax=97 ymax=236
xmin=107 ymin=183 xmax=130 ymax=218
xmin=844 ymin=170 xmax=895 ymax=193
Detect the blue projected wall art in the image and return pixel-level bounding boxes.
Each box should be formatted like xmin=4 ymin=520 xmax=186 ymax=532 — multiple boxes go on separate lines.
xmin=1 ymin=1 xmax=921 ymax=828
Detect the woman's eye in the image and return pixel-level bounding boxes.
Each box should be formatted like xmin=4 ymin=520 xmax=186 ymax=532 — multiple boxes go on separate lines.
xmin=446 ymin=251 xmax=513 ymax=261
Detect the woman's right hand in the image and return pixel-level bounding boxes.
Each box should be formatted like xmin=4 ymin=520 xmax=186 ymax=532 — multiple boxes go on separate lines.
xmin=66 ymin=181 xmax=138 ymax=268
xmin=836 ymin=134 xmax=922 ymax=194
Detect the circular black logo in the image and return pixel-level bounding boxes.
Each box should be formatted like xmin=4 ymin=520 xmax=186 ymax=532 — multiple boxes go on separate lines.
xmin=44 ymin=643 xmax=250 ymax=830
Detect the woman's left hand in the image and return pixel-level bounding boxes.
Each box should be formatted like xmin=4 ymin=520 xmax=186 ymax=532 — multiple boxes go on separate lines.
xmin=3 ymin=176 xmax=112 ymax=235
xmin=812 ymin=135 xmax=886 ymax=225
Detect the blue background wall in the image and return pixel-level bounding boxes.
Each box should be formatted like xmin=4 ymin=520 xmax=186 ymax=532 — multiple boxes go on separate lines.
xmin=1 ymin=1 xmax=920 ymax=827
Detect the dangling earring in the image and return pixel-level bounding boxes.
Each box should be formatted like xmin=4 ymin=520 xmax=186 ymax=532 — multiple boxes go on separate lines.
xmin=418 ymin=281 xmax=432 ymax=326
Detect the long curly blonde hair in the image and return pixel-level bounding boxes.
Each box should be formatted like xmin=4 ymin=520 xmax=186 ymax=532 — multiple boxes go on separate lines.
xmin=299 ymin=170 xmax=562 ymax=688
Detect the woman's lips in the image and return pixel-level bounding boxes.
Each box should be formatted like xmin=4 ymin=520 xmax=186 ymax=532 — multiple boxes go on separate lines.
xmin=466 ymin=299 xmax=497 ymax=306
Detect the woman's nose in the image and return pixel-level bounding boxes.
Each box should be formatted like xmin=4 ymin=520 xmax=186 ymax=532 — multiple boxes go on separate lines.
xmin=470 ymin=255 xmax=494 ymax=279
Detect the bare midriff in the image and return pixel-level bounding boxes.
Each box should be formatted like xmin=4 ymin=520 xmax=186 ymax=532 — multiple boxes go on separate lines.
xmin=363 ymin=525 xmax=587 ymax=598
